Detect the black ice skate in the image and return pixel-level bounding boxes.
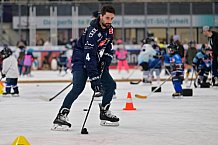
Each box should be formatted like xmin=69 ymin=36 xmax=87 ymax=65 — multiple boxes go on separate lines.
xmin=94 ymin=91 xmax=103 ymax=97
xmin=99 ymin=103 xmax=119 ymax=126
xmin=212 ymin=77 xmax=218 ymax=86
xmin=172 ymin=92 xmax=183 ymax=99
xmin=11 ymin=92 xmax=19 ymax=97
xmin=52 ymin=108 xmax=72 ymax=131
xmin=12 ymin=87 xmax=19 ymax=97
xmin=200 ymin=82 xmax=211 ymax=88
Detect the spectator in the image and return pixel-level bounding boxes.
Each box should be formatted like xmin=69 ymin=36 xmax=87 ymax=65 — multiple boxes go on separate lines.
xmin=43 ymin=38 xmax=52 ymax=50
xmin=57 ymin=51 xmax=68 ymax=75
xmin=132 ymin=38 xmax=138 ymax=44
xmin=202 ymin=26 xmax=218 ymax=86
xmin=184 ymin=40 xmax=197 ymax=85
xmin=17 ymin=44 xmax=26 ymax=76
xmin=17 ymin=35 xmax=27 ymax=48
xmin=36 ymin=38 xmax=45 ymax=46
xmin=173 ymin=35 xmax=185 ymax=60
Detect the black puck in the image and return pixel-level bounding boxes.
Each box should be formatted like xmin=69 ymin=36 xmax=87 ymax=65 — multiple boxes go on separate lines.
xmin=81 ymin=128 xmax=88 ymax=134
xmin=83 ymin=109 xmax=88 ymax=111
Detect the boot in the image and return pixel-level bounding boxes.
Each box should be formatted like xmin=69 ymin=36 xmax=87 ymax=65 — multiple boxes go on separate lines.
xmin=172 ymin=92 xmax=183 ymax=99
xmin=12 ymin=86 xmax=19 ymax=97
xmin=99 ymin=103 xmax=119 ymax=126
xmin=53 ymin=108 xmax=71 ymax=128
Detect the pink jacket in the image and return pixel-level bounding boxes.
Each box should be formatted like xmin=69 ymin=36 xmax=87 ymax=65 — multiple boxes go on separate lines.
xmin=23 ymin=54 xmax=33 ymax=66
xmin=115 ymin=49 xmax=128 ymax=60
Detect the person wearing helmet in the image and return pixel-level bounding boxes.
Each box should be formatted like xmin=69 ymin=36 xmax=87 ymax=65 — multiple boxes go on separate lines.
xmin=1 ymin=46 xmax=19 ymax=97
xmin=138 ymin=43 xmax=156 ymax=84
xmin=192 ymin=44 xmax=211 ymax=88
xmin=149 ymin=44 xmax=162 ymax=85
xmin=168 ymin=43 xmax=184 ymax=98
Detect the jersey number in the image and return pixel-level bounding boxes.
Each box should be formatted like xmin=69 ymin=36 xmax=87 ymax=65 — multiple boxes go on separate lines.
xmin=86 ymin=53 xmax=90 ymax=61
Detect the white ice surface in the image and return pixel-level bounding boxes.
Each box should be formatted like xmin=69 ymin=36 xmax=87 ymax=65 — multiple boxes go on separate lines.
xmin=0 ymin=69 xmax=218 ymax=145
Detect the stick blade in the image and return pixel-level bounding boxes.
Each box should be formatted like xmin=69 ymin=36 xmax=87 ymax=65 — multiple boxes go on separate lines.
xmin=135 ymin=94 xmax=148 ymax=99
xmin=38 ymin=95 xmax=50 ymax=101
xmin=130 ymin=80 xmax=141 ymax=85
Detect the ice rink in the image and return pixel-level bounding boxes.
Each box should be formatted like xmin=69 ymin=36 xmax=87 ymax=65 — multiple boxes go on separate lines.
xmin=0 ymin=69 xmax=218 ymax=145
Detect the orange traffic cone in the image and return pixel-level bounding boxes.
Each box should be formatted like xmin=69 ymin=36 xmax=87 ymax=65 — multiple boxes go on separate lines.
xmin=123 ymin=92 xmax=136 ymax=110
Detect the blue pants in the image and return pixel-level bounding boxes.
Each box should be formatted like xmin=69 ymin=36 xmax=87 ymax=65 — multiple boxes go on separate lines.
xmin=60 ymin=67 xmax=116 ymax=110
xmin=172 ymin=80 xmax=182 ymax=93
xmin=18 ymin=64 xmax=23 ymax=75
xmin=5 ymin=78 xmax=19 ymax=94
xmin=172 ymin=72 xmax=183 ymax=93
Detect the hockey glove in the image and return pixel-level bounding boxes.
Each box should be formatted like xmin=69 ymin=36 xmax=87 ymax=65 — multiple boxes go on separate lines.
xmin=101 ymin=54 xmax=112 ymax=67
xmin=91 ymin=78 xmax=104 ymax=94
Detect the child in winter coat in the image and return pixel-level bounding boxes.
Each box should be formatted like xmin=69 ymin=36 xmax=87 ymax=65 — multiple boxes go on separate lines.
xmin=115 ymin=46 xmax=129 ymax=73
xmin=1 ymin=47 xmax=19 ymax=96
xmin=23 ymin=48 xmax=34 ymax=77
xmin=168 ymin=44 xmax=184 ymax=98
xmin=192 ymin=44 xmax=211 ymax=88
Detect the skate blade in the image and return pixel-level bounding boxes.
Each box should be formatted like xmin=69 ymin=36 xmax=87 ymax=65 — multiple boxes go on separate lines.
xmin=51 ymin=124 xmax=72 ymax=131
xmin=141 ymin=83 xmax=151 ymax=86
xmin=94 ymin=97 xmax=102 ymax=101
xmin=2 ymin=95 xmax=12 ymax=98
xmin=12 ymin=94 xmax=19 ymax=97
xmin=100 ymin=120 xmax=119 ymax=127
xmin=172 ymin=96 xmax=183 ymax=99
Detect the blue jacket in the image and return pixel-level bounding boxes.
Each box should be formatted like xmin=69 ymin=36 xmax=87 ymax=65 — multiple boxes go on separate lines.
xmin=170 ymin=53 xmax=183 ymax=76
xmin=193 ymin=51 xmax=211 ymax=70
xmin=72 ymin=18 xmax=114 ymax=80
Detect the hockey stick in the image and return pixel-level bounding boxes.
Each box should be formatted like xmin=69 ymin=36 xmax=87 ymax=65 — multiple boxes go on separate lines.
xmin=49 ymin=82 xmax=73 ymax=101
xmin=188 ymin=68 xmax=195 ymax=88
xmin=130 ymin=79 xmax=142 ymax=84
xmin=129 ymin=65 xmax=141 ymax=84
xmin=130 ymin=59 xmax=162 ymax=85
xmin=125 ymin=65 xmax=139 ymax=79
xmin=39 ymin=82 xmax=73 ymax=101
xmin=194 ymin=70 xmax=201 ymax=88
xmin=135 ymin=75 xmax=172 ymax=99
xmin=81 ymin=91 xmax=96 ymax=134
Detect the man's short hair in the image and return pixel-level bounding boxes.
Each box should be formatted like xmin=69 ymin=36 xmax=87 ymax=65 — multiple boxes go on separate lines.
xmin=101 ymin=5 xmax=115 ymax=16
xmin=202 ymin=26 xmax=211 ymax=32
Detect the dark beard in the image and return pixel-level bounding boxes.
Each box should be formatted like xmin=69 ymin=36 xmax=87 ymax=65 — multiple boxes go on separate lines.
xmin=102 ymin=22 xmax=111 ymax=29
